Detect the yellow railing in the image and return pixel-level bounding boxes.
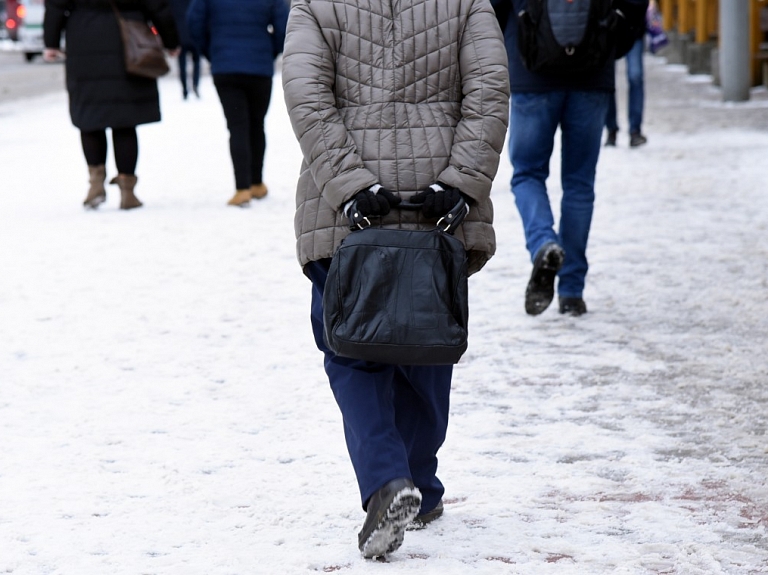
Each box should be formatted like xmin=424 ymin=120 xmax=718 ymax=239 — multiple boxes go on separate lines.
xmin=660 ymin=0 xmax=717 ymax=41
xmin=659 ymin=0 xmax=767 ymax=85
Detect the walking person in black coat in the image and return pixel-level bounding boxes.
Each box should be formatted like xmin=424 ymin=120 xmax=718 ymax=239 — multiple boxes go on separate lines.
xmin=43 ymin=0 xmax=179 ymax=210
xmin=170 ymin=0 xmax=200 ymax=99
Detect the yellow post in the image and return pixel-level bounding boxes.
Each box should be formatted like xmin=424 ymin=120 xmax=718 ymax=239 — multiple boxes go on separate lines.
xmin=678 ymin=0 xmax=691 ymax=34
xmin=661 ymin=0 xmax=676 ymax=31
xmin=690 ymin=0 xmax=699 ymax=34
xmin=695 ymin=0 xmax=708 ymax=43
xmin=707 ymin=0 xmax=719 ymax=38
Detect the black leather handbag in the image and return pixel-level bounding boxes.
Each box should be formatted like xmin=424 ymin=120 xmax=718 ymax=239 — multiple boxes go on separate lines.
xmin=323 ymin=199 xmax=469 ymax=366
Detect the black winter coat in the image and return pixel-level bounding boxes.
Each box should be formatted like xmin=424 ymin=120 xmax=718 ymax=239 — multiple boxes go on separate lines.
xmin=44 ymin=0 xmax=179 ymax=131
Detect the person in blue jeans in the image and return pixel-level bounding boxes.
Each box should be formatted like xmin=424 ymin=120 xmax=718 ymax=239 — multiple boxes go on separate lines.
xmin=605 ymin=37 xmax=647 ymax=147
xmin=492 ymin=0 xmax=649 ymax=316
xmin=510 ymin=90 xmax=609 ymax=316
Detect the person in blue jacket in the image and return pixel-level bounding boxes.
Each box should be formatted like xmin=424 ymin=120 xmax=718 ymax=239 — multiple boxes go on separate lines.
xmin=187 ymin=0 xmax=288 ymax=206
xmin=492 ymin=0 xmax=646 ymax=317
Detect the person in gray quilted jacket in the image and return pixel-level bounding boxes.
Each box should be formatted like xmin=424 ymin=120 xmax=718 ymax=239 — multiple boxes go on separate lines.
xmin=283 ymin=0 xmax=509 ymax=559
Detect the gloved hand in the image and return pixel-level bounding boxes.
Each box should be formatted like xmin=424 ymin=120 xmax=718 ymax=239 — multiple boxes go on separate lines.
xmin=347 ymin=184 xmax=401 ymax=218
xmin=410 ymin=182 xmax=465 ymax=218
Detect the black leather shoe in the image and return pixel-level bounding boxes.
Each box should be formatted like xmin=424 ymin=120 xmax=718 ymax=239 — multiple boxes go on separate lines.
xmin=407 ymin=499 xmax=443 ymax=531
xmin=525 ymin=242 xmax=565 ymax=316
xmin=559 ymin=297 xmax=587 ymax=316
xmin=358 ymin=478 xmax=421 ymax=559
xmin=605 ymin=130 xmax=617 ymax=147
xmin=629 ymin=132 xmax=647 ymax=147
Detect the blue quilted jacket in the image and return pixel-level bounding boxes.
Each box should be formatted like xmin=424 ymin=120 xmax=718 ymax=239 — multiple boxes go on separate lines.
xmin=187 ymin=0 xmax=288 ymax=76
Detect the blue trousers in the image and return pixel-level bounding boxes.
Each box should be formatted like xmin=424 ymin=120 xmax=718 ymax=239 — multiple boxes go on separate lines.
xmin=509 ymin=90 xmax=610 ymax=298
xmin=305 ymin=259 xmax=452 ymax=513
xmin=606 ymin=38 xmax=645 ymax=135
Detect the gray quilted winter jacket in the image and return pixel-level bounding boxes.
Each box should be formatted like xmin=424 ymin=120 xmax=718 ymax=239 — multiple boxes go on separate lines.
xmin=282 ymin=0 xmax=509 ymax=275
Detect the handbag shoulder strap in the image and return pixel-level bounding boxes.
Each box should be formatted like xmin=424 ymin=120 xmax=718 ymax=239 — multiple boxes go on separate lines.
xmin=436 ymin=197 xmax=469 ymax=234
xmin=108 ymin=0 xmax=124 ymax=22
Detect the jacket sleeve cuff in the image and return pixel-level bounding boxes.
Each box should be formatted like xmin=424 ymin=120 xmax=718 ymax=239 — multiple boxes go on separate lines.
xmin=322 ymin=169 xmax=378 ymax=211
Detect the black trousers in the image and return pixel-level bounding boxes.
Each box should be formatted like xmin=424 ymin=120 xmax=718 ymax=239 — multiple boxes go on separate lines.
xmin=213 ymin=74 xmax=272 ymax=190
xmin=177 ymin=47 xmax=201 ymax=98
xmin=80 ymin=128 xmax=138 ymax=175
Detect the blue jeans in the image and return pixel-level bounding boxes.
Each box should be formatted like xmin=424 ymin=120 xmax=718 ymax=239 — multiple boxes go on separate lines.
xmin=305 ymin=259 xmax=452 ymax=514
xmin=509 ymin=90 xmax=610 ymax=298
xmin=606 ymin=38 xmax=645 ymax=134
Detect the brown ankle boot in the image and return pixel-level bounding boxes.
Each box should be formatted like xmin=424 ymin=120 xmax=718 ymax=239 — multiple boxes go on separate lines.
xmin=110 ymin=174 xmax=142 ymax=210
xmin=227 ymin=189 xmax=252 ymax=207
xmin=84 ymin=164 xmax=107 ymax=209
xmin=250 ymin=183 xmax=268 ymax=200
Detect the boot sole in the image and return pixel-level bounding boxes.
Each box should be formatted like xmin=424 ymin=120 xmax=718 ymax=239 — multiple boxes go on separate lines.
xmin=406 ymin=500 xmax=444 ymax=531
xmin=227 ymin=195 xmax=252 ymax=207
xmin=360 ymin=487 xmax=421 ymax=559
xmin=83 ymin=194 xmax=106 ymax=209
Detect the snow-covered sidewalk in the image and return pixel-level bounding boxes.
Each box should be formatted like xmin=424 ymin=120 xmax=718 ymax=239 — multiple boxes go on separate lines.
xmin=1 ymin=56 xmax=767 ymax=574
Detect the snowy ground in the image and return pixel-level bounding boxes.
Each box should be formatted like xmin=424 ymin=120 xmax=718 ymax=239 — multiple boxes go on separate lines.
xmin=1 ymin=55 xmax=767 ymax=574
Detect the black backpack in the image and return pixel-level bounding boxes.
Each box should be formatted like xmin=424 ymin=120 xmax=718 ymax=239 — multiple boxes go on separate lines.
xmin=517 ymin=0 xmax=622 ymax=76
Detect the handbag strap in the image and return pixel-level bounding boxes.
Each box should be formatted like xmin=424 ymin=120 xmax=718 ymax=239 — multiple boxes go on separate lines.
xmin=108 ymin=0 xmax=125 ymax=23
xmin=349 ymin=197 xmax=469 ymax=234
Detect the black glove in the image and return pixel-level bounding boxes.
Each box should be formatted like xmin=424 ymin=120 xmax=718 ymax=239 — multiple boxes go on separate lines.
xmin=349 ymin=185 xmax=401 ymax=218
xmin=410 ymin=182 xmax=464 ymax=218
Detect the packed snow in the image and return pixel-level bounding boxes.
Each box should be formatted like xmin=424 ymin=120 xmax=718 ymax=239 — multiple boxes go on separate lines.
xmin=1 ymin=55 xmax=767 ymax=574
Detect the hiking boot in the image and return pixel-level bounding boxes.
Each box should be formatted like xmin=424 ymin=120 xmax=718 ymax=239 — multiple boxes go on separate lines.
xmin=525 ymin=242 xmax=565 ymax=316
xmin=629 ymin=132 xmax=648 ymax=147
xmin=358 ymin=478 xmax=421 ymax=559
xmin=559 ymin=297 xmax=588 ymax=316
xmin=110 ymin=174 xmax=142 ymax=210
xmin=227 ymin=190 xmax=252 ymax=207
xmin=84 ymin=164 xmax=107 ymax=209
xmin=250 ymin=183 xmax=268 ymax=200
xmin=407 ymin=499 xmax=443 ymax=531
xmin=605 ymin=130 xmax=617 ymax=147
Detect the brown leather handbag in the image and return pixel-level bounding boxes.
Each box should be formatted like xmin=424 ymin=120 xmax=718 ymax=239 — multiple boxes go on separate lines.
xmin=110 ymin=0 xmax=169 ymax=79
